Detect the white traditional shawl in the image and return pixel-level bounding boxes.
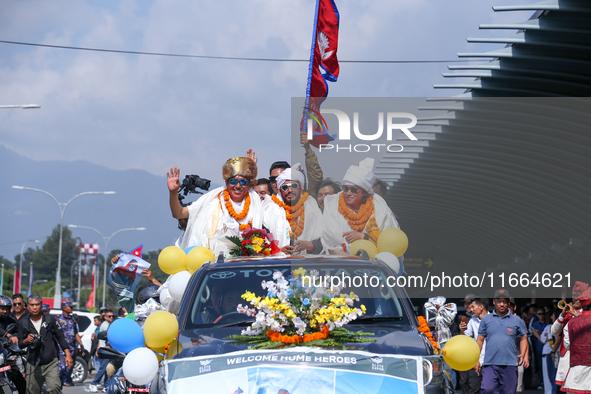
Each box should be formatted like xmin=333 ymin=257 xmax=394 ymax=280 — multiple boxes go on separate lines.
xmin=321 ymin=192 xmax=399 ymax=253
xmin=180 ymin=186 xmax=264 ymax=257
xmin=262 ymin=193 xmax=323 ymax=251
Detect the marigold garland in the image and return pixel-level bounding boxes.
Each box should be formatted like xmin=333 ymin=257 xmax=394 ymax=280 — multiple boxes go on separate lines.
xmin=239 ymin=223 xmax=252 ymax=231
xmin=338 ymin=193 xmax=374 ymax=232
xmin=221 ymin=189 xmax=251 ymax=221
xmin=418 ymin=316 xmax=439 ymax=350
xmin=266 ymin=325 xmax=330 ymax=344
xmin=272 ymin=193 xmax=308 ymax=239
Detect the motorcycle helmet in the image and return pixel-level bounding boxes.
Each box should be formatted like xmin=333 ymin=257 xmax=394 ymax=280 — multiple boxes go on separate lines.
xmin=135 ymin=283 xmax=160 ymax=305
xmin=0 ymin=295 xmax=12 ymax=307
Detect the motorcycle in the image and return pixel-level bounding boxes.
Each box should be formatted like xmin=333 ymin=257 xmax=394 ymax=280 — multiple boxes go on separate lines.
xmin=0 ymin=323 xmax=26 ymax=394
xmin=96 ymin=332 xmax=148 ymax=394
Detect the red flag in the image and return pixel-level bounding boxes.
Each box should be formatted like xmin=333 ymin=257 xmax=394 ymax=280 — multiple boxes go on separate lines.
xmin=13 ymin=270 xmax=20 ymax=294
xmin=86 ymin=261 xmax=95 ymax=308
xmin=129 ymin=244 xmax=143 ymax=259
xmin=301 ymin=0 xmax=340 ymax=148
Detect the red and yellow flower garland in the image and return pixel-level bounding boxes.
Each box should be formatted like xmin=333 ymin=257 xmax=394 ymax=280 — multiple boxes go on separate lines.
xmin=266 ymin=325 xmax=330 ymax=344
xmin=338 ymin=193 xmax=374 ymax=232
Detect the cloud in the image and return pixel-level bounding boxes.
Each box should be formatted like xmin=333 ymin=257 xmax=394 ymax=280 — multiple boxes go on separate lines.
xmin=0 ymin=0 xmax=525 ymax=177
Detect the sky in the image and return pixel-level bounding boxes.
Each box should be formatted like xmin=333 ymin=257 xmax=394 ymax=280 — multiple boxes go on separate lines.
xmin=0 ymin=0 xmax=533 ymax=181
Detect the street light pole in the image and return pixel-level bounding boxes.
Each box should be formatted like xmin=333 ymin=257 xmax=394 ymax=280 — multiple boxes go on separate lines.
xmin=0 ymin=104 xmax=41 ymax=109
xmin=19 ymin=239 xmax=39 ymax=292
xmin=67 ymin=225 xmax=146 ymax=308
xmin=12 ymin=186 xmax=116 ymax=307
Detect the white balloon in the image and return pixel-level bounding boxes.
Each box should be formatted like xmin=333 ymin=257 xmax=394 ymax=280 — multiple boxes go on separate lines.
xmin=122 ymin=347 xmax=159 ymax=385
xmin=168 ymin=270 xmax=192 ymax=301
xmin=375 ymin=252 xmax=403 ymax=275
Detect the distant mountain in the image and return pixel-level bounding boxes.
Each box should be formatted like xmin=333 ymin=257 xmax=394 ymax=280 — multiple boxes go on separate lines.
xmin=0 ymin=145 xmax=210 ymax=263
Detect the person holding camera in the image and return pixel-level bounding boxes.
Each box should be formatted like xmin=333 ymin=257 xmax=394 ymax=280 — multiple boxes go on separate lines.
xmin=16 ymin=295 xmax=73 ymax=394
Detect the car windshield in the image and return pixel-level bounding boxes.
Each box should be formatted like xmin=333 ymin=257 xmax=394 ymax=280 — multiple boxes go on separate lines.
xmin=185 ymin=263 xmax=408 ymax=329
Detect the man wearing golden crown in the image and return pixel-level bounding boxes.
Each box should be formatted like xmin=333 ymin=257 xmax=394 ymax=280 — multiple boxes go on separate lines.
xmin=264 ymin=163 xmax=323 ymax=254
xmin=167 ymin=156 xmax=264 ymax=257
xmin=321 ymin=158 xmax=399 ymax=255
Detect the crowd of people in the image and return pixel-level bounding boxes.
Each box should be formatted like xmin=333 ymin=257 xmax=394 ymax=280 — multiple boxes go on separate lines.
xmin=168 ymin=141 xmax=399 ymax=258
xmin=454 ymin=283 xmax=591 ymax=394
xmin=0 ymin=291 xmax=134 ymax=394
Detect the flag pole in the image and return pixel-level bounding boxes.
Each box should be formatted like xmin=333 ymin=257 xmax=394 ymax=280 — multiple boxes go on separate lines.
xmin=302 ymin=0 xmax=322 ymax=136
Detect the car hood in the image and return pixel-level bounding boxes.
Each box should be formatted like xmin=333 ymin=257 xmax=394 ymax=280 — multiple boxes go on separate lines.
xmin=173 ymin=323 xmax=430 ymax=360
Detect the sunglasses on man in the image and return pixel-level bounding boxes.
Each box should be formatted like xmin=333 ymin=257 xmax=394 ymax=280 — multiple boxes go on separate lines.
xmin=228 ymin=178 xmax=249 ymax=186
xmin=280 ymin=183 xmax=300 ymax=192
xmin=342 ymin=185 xmax=362 ymax=194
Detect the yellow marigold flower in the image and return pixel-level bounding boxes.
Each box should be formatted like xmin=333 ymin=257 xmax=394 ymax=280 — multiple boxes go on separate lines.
xmin=361 ymin=305 xmax=367 ymax=313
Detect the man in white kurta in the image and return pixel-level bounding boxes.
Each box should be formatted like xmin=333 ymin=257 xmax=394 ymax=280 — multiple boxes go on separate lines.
xmin=321 ymin=158 xmax=399 ymax=254
xmin=167 ymin=157 xmax=264 ymax=258
xmin=263 ymin=163 xmax=323 ymax=254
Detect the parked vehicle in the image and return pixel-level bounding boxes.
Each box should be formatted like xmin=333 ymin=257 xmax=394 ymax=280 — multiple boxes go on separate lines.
xmin=156 ymin=255 xmax=454 ymax=394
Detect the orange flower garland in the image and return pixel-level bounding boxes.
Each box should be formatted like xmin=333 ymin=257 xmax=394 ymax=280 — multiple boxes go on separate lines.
xmin=221 ymin=189 xmax=251 ymax=221
xmin=338 ymin=193 xmax=374 ymax=232
xmin=272 ymin=192 xmax=308 ymax=239
xmin=417 ymin=316 xmax=439 ymax=350
xmin=266 ymin=325 xmax=330 ymax=344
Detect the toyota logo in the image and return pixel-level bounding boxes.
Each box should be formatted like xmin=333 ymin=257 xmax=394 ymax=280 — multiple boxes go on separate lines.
xmin=210 ymin=271 xmax=236 ymax=279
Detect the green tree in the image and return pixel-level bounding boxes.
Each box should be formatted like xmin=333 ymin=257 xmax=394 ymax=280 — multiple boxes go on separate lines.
xmin=0 ymin=256 xmax=16 ymax=296
xmin=18 ymin=225 xmax=78 ymax=289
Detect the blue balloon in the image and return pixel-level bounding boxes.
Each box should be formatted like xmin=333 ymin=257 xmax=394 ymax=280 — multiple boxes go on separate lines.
xmin=184 ymin=246 xmax=196 ymax=255
xmin=107 ymin=318 xmax=145 ymax=354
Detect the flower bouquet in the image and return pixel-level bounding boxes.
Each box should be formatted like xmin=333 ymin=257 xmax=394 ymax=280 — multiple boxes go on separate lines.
xmin=226 ymin=228 xmax=281 ymax=257
xmin=227 ymin=268 xmax=375 ymax=349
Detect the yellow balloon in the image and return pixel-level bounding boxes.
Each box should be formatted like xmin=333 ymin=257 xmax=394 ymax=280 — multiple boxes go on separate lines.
xmin=377 ymin=228 xmax=408 ymax=257
xmin=441 ymin=335 xmax=480 ymax=371
xmin=167 ymin=339 xmax=184 ymax=359
xmin=143 ymin=311 xmax=179 ymax=349
xmin=186 ymin=246 xmax=215 ymax=274
xmin=350 ymin=239 xmax=378 ymax=258
xmin=158 ymin=246 xmax=187 ymax=275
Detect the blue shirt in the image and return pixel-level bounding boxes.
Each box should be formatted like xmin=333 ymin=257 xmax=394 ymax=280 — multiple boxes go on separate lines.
xmin=478 ymin=310 xmax=526 ymax=366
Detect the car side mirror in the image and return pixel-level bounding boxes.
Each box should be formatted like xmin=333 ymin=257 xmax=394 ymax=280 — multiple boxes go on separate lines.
xmin=6 ymin=323 xmax=16 ymax=334
xmin=97 ymin=331 xmax=108 ymax=341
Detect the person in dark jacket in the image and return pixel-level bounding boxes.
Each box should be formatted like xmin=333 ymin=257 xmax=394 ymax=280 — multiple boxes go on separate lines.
xmin=0 ymin=295 xmax=26 ymax=394
xmin=16 ymin=294 xmax=73 ymax=394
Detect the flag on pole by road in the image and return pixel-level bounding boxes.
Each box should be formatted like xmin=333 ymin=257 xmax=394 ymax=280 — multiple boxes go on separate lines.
xmin=13 ymin=270 xmax=20 ymax=294
xmin=300 ymin=0 xmax=340 ymax=148
xmin=86 ymin=258 xmax=96 ymax=308
xmin=27 ymin=264 xmax=33 ymax=297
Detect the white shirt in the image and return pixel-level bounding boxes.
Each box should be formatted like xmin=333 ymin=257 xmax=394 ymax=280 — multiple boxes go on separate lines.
xmin=31 ymin=317 xmax=42 ymax=335
xmin=541 ymin=325 xmax=552 ymax=355
xmin=465 ymin=315 xmax=486 ymax=364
